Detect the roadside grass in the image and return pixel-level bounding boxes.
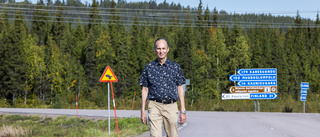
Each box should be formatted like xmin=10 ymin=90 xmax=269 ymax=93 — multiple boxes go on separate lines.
xmin=0 ymin=114 xmax=148 ymax=137
xmin=1 ymin=91 xmax=319 ymax=114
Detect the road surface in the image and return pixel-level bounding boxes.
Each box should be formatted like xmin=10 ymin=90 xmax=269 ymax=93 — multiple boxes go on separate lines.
xmin=1 ymin=108 xmax=319 ymax=137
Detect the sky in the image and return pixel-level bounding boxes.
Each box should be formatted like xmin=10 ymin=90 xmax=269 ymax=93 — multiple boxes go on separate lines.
xmin=18 ymin=0 xmax=320 ymax=20
xmin=126 ymin=0 xmax=320 ymax=20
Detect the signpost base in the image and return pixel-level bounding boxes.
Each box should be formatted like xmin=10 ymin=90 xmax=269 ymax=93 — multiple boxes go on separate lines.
xmin=303 ymin=101 xmax=305 ymax=113
xmin=254 ymin=100 xmax=260 ymax=112
xmin=108 ymin=83 xmax=110 ymax=135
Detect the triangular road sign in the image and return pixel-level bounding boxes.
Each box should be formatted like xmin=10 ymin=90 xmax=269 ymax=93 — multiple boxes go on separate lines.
xmin=99 ymin=66 xmax=118 ymax=82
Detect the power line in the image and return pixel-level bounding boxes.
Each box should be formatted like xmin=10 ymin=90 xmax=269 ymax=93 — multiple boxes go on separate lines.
xmin=1 ymin=3 xmax=319 ymax=15
xmin=0 ymin=6 xmax=300 ymax=25
xmin=1 ymin=3 xmax=319 ymax=28
xmin=2 ymin=17 xmax=320 ymax=28
xmin=0 ymin=11 xmax=300 ymax=26
xmin=1 ymin=3 xmax=311 ymax=22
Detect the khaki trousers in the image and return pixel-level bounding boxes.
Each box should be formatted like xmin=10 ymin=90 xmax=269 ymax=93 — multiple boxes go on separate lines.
xmin=148 ymin=100 xmax=179 ymax=137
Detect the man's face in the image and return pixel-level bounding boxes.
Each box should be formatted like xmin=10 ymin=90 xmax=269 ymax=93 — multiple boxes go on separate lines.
xmin=154 ymin=40 xmax=169 ymax=60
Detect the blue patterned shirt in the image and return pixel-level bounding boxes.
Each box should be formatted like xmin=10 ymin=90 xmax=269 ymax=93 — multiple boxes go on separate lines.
xmin=138 ymin=59 xmax=185 ymax=101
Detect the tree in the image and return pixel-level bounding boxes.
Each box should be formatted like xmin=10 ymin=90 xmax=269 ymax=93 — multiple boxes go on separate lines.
xmin=0 ymin=10 xmax=9 ymax=33
xmin=31 ymin=3 xmax=50 ymax=46
xmin=84 ymin=29 xmax=98 ymax=94
xmin=23 ymin=35 xmax=45 ymax=106
xmin=54 ymin=0 xmax=62 ymax=6
xmin=283 ymin=28 xmax=300 ymax=97
xmin=51 ymin=6 xmax=67 ymax=52
xmin=269 ymin=29 xmax=288 ymax=98
xmin=212 ymin=8 xmax=218 ymax=27
xmin=88 ymin=0 xmax=101 ymax=32
xmin=165 ymin=15 xmax=180 ymax=60
xmin=316 ymin=12 xmax=320 ymax=25
xmin=176 ymin=7 xmax=195 ymax=79
xmin=72 ymin=21 xmax=86 ymax=62
xmin=138 ymin=22 xmax=154 ymax=72
xmin=1 ymin=11 xmax=28 ymax=106
xmin=116 ymin=35 xmax=140 ymax=97
xmin=207 ymin=27 xmax=230 ymax=95
xmin=0 ymin=0 xmax=8 ymax=3
xmin=227 ymin=22 xmax=250 ymax=77
xmin=228 ymin=35 xmax=251 ymax=75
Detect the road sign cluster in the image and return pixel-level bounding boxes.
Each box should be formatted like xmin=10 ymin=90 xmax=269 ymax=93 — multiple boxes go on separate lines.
xmin=222 ymin=68 xmax=277 ymax=100
xmin=300 ymin=82 xmax=309 ymax=101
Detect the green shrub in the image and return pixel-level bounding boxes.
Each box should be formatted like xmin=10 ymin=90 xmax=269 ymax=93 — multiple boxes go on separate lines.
xmin=29 ymin=115 xmax=41 ymax=121
xmin=53 ymin=95 xmax=64 ymax=109
xmin=52 ymin=115 xmax=67 ymax=125
xmin=7 ymin=115 xmax=24 ymax=121
xmin=283 ymin=106 xmax=293 ymax=112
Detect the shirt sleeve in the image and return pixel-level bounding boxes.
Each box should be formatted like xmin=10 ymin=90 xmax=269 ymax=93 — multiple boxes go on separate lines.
xmin=138 ymin=65 xmax=149 ymax=87
xmin=176 ymin=64 xmax=186 ymax=86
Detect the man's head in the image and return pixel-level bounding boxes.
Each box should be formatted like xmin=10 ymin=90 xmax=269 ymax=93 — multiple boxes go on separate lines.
xmin=154 ymin=38 xmax=169 ymax=60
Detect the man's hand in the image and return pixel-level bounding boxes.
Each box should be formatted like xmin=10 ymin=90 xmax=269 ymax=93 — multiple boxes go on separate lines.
xmin=141 ymin=111 xmax=147 ymax=124
xmin=141 ymin=87 xmax=148 ymax=125
xmin=180 ymin=113 xmax=186 ymax=125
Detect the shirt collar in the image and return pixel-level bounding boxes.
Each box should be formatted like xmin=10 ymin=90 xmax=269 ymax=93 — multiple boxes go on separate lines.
xmin=155 ymin=59 xmax=170 ymax=66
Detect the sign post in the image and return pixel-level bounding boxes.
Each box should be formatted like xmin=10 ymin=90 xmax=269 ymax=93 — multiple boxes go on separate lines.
xmin=300 ymin=82 xmax=309 ymax=113
xmin=99 ymin=66 xmax=119 ymax=136
xmin=224 ymin=68 xmax=277 ymax=112
xmin=108 ymin=83 xmax=110 ymax=134
xmin=132 ymin=91 xmax=136 ymax=110
xmin=76 ymin=94 xmax=78 ymax=118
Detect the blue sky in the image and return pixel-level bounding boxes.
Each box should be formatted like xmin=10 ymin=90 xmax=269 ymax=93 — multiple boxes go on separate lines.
xmin=19 ymin=0 xmax=320 ymax=20
xmin=129 ymin=0 xmax=319 ymax=20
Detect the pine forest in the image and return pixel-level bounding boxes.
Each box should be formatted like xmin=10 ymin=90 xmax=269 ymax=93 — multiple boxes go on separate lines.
xmin=0 ymin=0 xmax=320 ymax=112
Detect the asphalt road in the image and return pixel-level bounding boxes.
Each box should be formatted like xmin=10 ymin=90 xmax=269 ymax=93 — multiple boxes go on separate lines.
xmin=1 ymin=108 xmax=319 ymax=137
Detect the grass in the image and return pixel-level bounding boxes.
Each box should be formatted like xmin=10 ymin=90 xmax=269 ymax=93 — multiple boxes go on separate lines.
xmin=0 ymin=125 xmax=31 ymax=137
xmin=0 ymin=114 xmax=149 ymax=137
xmin=1 ymin=91 xmax=319 ymax=114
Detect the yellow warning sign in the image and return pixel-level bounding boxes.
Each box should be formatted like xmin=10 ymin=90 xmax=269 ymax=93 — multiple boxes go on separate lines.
xmin=99 ymin=66 xmax=118 ymax=82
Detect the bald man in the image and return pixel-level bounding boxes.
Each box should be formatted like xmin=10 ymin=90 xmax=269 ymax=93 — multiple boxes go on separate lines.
xmin=138 ymin=38 xmax=186 ymax=137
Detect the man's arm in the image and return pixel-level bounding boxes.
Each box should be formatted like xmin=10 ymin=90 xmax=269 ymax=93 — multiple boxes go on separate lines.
xmin=177 ymin=85 xmax=186 ymax=124
xmin=141 ymin=86 xmax=149 ymax=124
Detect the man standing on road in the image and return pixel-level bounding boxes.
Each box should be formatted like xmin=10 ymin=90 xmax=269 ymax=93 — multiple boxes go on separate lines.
xmin=138 ymin=38 xmax=186 ymax=137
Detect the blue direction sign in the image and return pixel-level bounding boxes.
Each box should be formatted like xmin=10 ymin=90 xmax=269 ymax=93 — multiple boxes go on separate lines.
xmin=301 ymin=82 xmax=309 ymax=89
xmin=300 ymin=94 xmax=307 ymax=101
xmin=250 ymin=93 xmax=277 ymax=99
xmin=237 ymin=68 xmax=277 ymax=75
xmin=237 ymin=81 xmax=277 ymax=87
xmin=301 ymin=88 xmax=308 ymax=95
xmin=229 ymin=75 xmax=277 ymax=81
xmin=300 ymin=82 xmax=309 ymax=102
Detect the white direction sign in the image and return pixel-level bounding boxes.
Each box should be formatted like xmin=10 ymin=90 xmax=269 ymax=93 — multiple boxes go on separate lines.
xmin=222 ymin=93 xmax=278 ymax=100
xmin=222 ymin=93 xmax=250 ymax=100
